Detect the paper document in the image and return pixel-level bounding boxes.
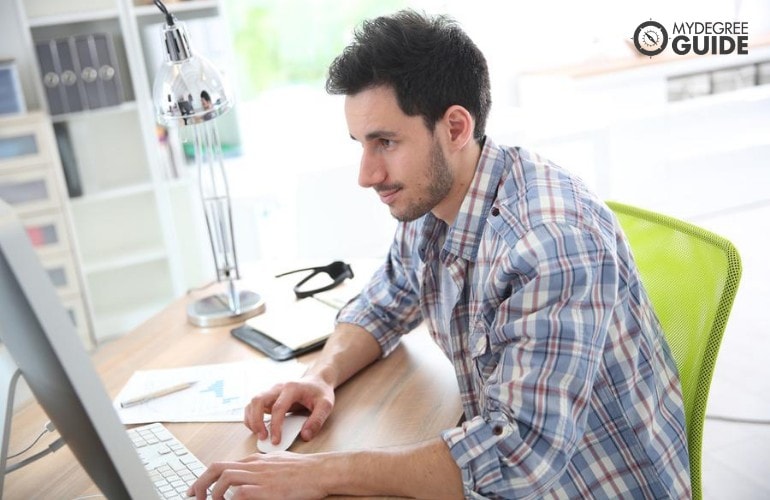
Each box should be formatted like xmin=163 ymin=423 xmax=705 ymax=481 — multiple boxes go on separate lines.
xmin=114 ymin=359 xmax=305 ymax=424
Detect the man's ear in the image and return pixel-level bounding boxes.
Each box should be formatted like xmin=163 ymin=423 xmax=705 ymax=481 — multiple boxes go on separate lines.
xmin=442 ymin=105 xmax=474 ymax=152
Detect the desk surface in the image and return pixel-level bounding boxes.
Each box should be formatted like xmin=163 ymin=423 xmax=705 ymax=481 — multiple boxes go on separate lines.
xmin=4 ymin=280 xmax=462 ymax=499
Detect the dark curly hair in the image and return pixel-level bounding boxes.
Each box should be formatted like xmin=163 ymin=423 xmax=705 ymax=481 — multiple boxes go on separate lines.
xmin=326 ymin=9 xmax=491 ymax=141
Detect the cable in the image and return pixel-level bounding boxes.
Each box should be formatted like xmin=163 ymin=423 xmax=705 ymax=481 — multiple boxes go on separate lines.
xmin=153 ymin=0 xmax=175 ymax=26
xmin=5 ymin=436 xmax=65 ymax=474
xmin=705 ymin=414 xmax=770 ymax=425
xmin=6 ymin=429 xmax=47 ymax=460
xmin=5 ymin=421 xmax=56 ymax=459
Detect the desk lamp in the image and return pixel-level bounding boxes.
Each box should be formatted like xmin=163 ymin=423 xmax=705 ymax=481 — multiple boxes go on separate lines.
xmin=151 ymin=0 xmax=263 ymax=326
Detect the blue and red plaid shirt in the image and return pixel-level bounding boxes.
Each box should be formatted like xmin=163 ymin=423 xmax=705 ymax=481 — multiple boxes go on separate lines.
xmin=337 ymin=138 xmax=691 ymax=499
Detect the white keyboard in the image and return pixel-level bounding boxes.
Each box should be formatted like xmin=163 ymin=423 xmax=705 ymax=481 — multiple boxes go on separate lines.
xmin=128 ymin=422 xmax=231 ymax=499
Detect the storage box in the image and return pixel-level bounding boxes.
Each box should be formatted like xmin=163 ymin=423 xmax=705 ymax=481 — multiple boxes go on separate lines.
xmin=0 ymin=60 xmax=26 ymax=116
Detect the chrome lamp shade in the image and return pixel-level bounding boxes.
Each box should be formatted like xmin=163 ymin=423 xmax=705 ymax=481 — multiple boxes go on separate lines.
xmin=152 ymin=21 xmax=231 ymax=127
xmin=151 ymin=2 xmax=263 ymax=327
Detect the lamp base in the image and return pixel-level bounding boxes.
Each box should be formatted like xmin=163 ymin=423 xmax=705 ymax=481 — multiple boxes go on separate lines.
xmin=187 ymin=289 xmax=265 ymax=327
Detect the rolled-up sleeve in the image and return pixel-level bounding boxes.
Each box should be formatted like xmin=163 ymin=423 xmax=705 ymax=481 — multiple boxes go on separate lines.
xmin=335 ymin=225 xmax=424 ymax=356
xmin=442 ymin=222 xmax=620 ymax=498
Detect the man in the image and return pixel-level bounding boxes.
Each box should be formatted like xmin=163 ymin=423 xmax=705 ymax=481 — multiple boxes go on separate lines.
xmin=201 ymin=90 xmax=213 ymax=110
xmin=190 ymin=10 xmax=691 ymax=499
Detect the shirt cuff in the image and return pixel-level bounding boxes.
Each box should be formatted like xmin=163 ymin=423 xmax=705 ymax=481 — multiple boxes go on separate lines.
xmin=335 ymin=295 xmax=404 ymax=356
xmin=441 ymin=414 xmax=513 ymax=497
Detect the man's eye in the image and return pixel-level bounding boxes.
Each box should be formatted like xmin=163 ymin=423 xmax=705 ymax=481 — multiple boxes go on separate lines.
xmin=379 ymin=139 xmax=394 ymax=149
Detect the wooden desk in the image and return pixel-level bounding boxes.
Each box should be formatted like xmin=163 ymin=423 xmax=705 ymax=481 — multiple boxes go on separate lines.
xmin=3 ymin=283 xmax=462 ymax=499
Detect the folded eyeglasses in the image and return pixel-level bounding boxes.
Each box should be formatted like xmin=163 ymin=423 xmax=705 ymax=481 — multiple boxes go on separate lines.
xmin=275 ymin=261 xmax=354 ymax=299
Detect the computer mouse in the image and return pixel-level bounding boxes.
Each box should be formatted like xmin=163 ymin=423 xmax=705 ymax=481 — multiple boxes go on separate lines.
xmin=257 ymin=413 xmax=309 ymax=453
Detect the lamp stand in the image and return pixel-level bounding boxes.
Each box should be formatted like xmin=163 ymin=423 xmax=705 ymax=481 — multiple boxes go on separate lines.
xmin=186 ymin=122 xmax=263 ymax=328
xmin=151 ymin=1 xmax=265 ymax=328
xmin=187 ymin=283 xmax=264 ymax=327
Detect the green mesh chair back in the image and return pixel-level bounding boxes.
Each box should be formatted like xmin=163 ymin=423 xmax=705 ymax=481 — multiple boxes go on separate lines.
xmin=607 ymin=201 xmax=742 ymax=500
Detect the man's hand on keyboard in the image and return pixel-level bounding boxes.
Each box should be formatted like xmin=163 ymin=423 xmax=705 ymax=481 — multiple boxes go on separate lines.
xmin=186 ymin=452 xmax=330 ymax=500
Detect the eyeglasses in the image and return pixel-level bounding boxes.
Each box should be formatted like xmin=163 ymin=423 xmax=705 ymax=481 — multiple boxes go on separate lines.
xmin=275 ymin=261 xmax=354 ymax=299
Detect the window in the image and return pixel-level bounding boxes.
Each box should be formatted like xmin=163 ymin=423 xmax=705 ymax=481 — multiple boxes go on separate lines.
xmin=226 ymin=0 xmax=407 ymax=99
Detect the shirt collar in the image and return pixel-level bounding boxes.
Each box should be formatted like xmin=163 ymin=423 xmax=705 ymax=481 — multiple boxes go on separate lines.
xmin=418 ymin=137 xmax=506 ymax=263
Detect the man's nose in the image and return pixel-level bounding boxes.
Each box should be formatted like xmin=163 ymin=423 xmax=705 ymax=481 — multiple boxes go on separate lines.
xmin=358 ymin=148 xmax=387 ymax=188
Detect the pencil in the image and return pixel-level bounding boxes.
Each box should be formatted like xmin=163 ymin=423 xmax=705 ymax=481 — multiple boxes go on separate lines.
xmin=120 ymin=381 xmax=197 ymax=408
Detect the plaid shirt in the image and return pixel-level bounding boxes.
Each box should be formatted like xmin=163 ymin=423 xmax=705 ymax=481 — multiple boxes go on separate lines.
xmin=337 ymin=138 xmax=691 ymax=499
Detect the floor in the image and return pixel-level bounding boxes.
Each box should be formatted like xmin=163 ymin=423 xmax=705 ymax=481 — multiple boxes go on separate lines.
xmin=695 ymin=203 xmax=770 ymax=498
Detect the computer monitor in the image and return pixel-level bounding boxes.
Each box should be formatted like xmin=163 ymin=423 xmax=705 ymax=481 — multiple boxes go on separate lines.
xmin=0 ymin=200 xmax=158 ymax=498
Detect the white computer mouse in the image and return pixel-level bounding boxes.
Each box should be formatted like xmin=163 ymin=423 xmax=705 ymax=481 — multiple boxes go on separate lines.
xmin=257 ymin=413 xmax=309 ymax=453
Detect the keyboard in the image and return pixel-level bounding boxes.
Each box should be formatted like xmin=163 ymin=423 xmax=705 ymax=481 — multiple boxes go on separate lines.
xmin=128 ymin=422 xmax=232 ymax=499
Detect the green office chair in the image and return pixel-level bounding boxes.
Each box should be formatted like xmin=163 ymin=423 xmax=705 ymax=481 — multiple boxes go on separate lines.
xmin=607 ymin=201 xmax=742 ymax=500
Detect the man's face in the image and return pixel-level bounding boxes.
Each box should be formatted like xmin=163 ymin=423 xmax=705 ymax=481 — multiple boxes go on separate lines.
xmin=345 ymin=86 xmax=453 ymax=222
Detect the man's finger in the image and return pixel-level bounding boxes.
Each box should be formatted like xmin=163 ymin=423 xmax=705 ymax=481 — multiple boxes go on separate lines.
xmin=211 ymin=468 xmax=262 ymax=499
xmin=269 ymin=383 xmax=304 ymax=444
xmin=186 ymin=461 xmax=240 ymax=499
xmin=301 ymin=399 xmax=332 ymax=441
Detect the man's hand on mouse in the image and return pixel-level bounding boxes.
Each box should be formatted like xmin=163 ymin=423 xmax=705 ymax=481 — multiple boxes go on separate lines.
xmin=257 ymin=413 xmax=310 ymax=453
xmin=243 ymin=374 xmax=335 ymax=443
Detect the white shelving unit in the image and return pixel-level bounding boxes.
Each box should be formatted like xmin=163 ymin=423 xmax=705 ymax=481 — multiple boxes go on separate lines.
xmin=0 ymin=111 xmax=92 ymax=347
xmin=6 ymin=0 xmax=236 ymax=342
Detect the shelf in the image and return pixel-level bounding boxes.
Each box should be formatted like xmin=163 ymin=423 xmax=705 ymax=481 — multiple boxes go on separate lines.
xmin=81 ymin=245 xmax=167 ymax=274
xmin=69 ymin=182 xmax=155 ymax=206
xmin=61 ymin=109 xmax=152 ymax=193
xmin=165 ymin=175 xmax=194 ymax=190
xmin=51 ymin=101 xmax=139 ymax=123
xmin=665 ymin=83 xmax=770 ymax=113
xmin=85 ymin=256 xmax=175 ymax=339
xmin=27 ymin=8 xmax=119 ymax=28
xmin=13 ymin=0 xmax=234 ymax=342
xmin=70 ymin=190 xmax=165 ymax=264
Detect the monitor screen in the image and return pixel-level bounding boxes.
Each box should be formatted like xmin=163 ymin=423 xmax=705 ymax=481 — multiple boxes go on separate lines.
xmin=0 ymin=201 xmax=158 ymax=499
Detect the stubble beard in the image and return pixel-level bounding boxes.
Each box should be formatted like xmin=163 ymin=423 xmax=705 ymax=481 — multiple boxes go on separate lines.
xmin=392 ymin=142 xmax=454 ymax=222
